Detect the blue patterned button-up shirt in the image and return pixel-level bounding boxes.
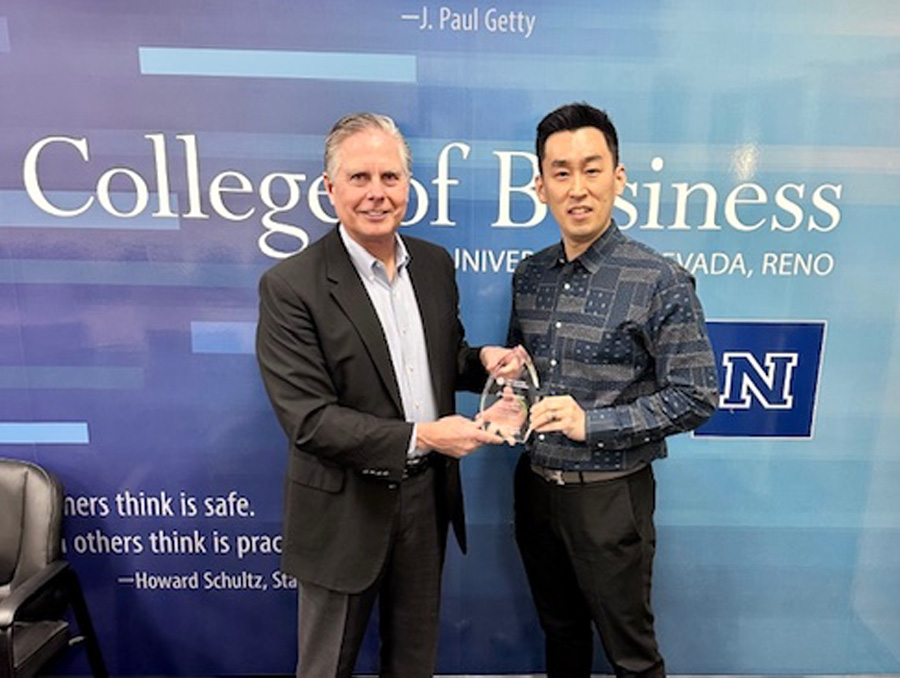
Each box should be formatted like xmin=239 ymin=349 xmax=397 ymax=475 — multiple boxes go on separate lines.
xmin=508 ymin=221 xmax=719 ymax=471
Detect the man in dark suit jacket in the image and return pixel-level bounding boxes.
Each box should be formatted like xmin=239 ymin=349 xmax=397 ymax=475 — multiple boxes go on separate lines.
xmin=256 ymin=113 xmax=507 ymax=678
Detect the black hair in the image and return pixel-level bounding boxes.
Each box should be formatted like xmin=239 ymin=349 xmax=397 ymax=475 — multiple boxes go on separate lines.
xmin=535 ymin=102 xmax=619 ymax=172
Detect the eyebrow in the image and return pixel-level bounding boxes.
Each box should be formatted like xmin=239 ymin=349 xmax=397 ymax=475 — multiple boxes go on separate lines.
xmin=345 ymin=167 xmax=404 ymax=176
xmin=549 ymin=154 xmax=605 ymax=167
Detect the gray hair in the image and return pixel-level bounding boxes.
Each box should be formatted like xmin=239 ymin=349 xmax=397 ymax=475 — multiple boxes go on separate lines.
xmin=323 ymin=112 xmax=412 ymax=178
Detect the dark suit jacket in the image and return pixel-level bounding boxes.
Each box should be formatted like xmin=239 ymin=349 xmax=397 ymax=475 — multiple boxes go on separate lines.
xmin=256 ymin=228 xmax=486 ymax=593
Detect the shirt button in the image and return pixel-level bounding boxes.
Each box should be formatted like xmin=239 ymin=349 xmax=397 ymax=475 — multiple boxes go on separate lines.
xmin=550 ymin=359 xmax=558 ymax=367
xmin=564 ymin=283 xmax=571 ymax=290
xmin=555 ymin=321 xmax=562 ymax=329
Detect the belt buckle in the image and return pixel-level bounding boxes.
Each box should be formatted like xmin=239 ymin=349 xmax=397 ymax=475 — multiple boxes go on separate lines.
xmin=548 ymin=469 xmax=565 ymax=486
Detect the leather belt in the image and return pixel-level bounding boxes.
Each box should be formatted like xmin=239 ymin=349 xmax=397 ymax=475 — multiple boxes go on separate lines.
xmin=530 ymin=463 xmax=640 ymax=486
xmin=403 ymin=453 xmax=435 ymax=479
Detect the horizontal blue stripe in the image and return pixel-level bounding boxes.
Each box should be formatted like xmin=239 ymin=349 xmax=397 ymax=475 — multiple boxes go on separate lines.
xmin=139 ymin=47 xmax=417 ymax=83
xmin=416 ymin=49 xmax=900 ymax=98
xmin=0 ymin=367 xmax=144 ymax=390
xmin=0 ymin=17 xmax=9 ymax=53
xmin=191 ymin=321 xmax=257 ymax=354
xmin=32 ymin=128 xmax=325 ymax=161
xmin=0 ymin=260 xmax=265 ymax=287
xmin=0 ymin=191 xmax=180 ymax=230
xmin=149 ymin=130 xmax=324 ymax=160
xmin=0 ymin=423 xmax=90 ymax=444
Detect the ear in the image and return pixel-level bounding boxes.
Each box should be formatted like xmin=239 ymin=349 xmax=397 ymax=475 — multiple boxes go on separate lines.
xmin=614 ymin=164 xmax=627 ymax=197
xmin=323 ymin=173 xmax=336 ymax=206
xmin=535 ymin=173 xmax=548 ymax=204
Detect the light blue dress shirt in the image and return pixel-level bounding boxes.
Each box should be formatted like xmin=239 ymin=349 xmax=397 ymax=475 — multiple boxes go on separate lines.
xmin=339 ymin=226 xmax=438 ymax=459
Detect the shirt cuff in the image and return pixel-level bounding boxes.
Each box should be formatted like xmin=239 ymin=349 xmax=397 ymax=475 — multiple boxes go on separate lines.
xmin=408 ymin=423 xmax=421 ymax=459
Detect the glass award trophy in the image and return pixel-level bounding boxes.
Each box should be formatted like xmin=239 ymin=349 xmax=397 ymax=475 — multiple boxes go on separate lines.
xmin=479 ymin=352 xmax=540 ymax=443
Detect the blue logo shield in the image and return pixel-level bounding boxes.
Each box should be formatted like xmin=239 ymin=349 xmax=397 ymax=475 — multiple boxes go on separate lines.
xmin=696 ymin=321 xmax=826 ymax=438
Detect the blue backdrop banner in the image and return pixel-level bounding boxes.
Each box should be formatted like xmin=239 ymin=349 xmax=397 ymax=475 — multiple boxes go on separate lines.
xmin=1 ymin=1 xmax=899 ymax=674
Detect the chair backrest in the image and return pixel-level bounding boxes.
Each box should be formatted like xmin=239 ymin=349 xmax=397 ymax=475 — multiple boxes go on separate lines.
xmin=0 ymin=459 xmax=64 ymax=600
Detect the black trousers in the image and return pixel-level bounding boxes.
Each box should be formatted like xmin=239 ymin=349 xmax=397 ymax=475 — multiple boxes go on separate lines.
xmin=514 ymin=455 xmax=665 ymax=678
xmin=296 ymin=467 xmax=445 ymax=678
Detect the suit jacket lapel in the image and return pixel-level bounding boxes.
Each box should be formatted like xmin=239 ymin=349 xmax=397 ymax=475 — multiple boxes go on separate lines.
xmin=323 ymin=229 xmax=404 ymax=414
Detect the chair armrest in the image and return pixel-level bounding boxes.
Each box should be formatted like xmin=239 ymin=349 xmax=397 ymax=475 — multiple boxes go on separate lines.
xmin=0 ymin=561 xmax=70 ymax=628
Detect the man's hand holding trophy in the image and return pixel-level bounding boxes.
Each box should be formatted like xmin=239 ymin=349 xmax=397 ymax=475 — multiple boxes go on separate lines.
xmin=477 ymin=345 xmax=540 ymax=445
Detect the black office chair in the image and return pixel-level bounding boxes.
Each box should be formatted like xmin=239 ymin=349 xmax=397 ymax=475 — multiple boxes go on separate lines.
xmin=0 ymin=458 xmax=108 ymax=678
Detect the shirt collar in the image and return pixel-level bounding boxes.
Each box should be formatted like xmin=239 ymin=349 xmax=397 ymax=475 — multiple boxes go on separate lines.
xmin=338 ymin=225 xmax=410 ymax=281
xmin=550 ymin=220 xmax=622 ymax=274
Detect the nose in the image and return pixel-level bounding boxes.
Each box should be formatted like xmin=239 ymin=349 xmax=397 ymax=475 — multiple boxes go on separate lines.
xmin=366 ymin=178 xmax=386 ymax=200
xmin=569 ymin=172 xmax=587 ymax=197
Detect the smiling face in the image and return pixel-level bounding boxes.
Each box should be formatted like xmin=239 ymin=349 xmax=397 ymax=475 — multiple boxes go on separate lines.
xmin=535 ymin=126 xmax=627 ymax=260
xmin=323 ymin=128 xmax=410 ymax=258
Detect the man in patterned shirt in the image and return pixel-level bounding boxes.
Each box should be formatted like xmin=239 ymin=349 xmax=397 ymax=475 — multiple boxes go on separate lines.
xmin=505 ymin=103 xmax=719 ymax=678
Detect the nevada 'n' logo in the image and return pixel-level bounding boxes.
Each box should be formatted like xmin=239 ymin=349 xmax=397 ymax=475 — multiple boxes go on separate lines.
xmin=695 ymin=321 xmax=826 ymax=438
xmin=720 ymin=352 xmax=798 ymax=410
